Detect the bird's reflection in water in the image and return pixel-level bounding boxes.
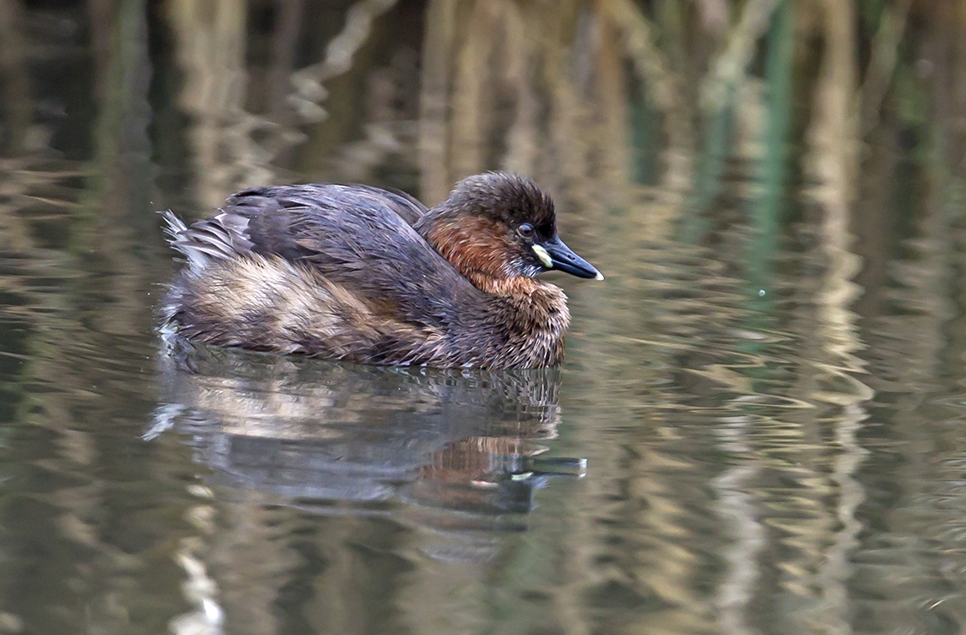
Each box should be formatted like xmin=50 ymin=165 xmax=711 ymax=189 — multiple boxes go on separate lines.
xmin=152 ymin=335 xmax=585 ymax=547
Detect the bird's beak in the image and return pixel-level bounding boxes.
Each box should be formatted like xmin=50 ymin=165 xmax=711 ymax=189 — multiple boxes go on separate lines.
xmin=533 ymin=237 xmax=603 ymax=280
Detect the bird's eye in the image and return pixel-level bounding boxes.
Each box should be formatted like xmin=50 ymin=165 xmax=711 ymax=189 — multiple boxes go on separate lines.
xmin=517 ymin=223 xmax=534 ymax=239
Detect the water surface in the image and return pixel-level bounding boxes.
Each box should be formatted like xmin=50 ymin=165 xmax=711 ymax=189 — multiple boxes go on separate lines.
xmin=2 ymin=2 xmax=966 ymax=634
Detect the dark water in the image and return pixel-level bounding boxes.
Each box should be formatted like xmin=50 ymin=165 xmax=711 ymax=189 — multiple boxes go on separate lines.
xmin=3 ymin=1 xmax=966 ymax=634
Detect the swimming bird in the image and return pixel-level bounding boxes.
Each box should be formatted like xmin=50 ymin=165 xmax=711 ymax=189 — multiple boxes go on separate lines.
xmin=161 ymin=172 xmax=602 ymax=369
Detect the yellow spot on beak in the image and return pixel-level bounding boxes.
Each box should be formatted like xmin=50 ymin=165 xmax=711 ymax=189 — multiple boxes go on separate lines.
xmin=532 ymin=244 xmax=553 ymax=268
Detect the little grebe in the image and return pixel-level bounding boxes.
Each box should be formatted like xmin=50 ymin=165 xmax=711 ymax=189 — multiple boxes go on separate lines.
xmin=161 ymin=172 xmax=602 ymax=369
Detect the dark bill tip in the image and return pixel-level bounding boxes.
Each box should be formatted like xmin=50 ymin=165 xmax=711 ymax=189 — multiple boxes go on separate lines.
xmin=537 ymin=237 xmax=603 ymax=280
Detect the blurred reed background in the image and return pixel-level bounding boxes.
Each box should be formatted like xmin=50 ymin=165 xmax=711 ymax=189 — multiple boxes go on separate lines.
xmin=2 ymin=0 xmax=964 ymax=304
xmin=3 ymin=1 xmax=966 ymax=634
xmin=3 ymin=0 xmax=964 ymax=308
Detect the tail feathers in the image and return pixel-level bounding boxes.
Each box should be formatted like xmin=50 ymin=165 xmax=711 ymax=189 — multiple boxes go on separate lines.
xmin=160 ymin=210 xmax=187 ymax=240
xmin=160 ymin=210 xmax=254 ymax=273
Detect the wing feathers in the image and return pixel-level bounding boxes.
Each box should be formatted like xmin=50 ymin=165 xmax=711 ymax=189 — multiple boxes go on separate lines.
xmin=162 ymin=184 xmax=485 ymax=336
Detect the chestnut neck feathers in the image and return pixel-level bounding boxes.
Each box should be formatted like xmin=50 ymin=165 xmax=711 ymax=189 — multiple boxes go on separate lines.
xmin=414 ymin=173 xmax=556 ymax=295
